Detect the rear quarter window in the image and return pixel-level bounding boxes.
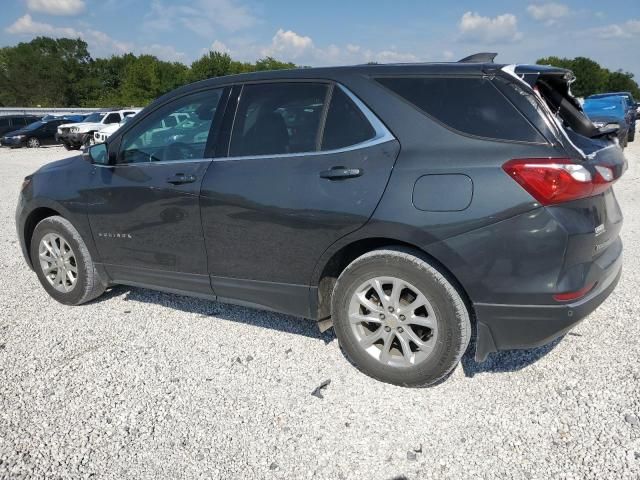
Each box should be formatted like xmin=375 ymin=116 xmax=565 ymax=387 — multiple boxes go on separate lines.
xmin=375 ymin=76 xmax=546 ymax=143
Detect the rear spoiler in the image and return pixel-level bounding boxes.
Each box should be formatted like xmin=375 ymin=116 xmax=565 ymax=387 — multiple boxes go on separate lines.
xmin=458 ymin=52 xmax=497 ymax=63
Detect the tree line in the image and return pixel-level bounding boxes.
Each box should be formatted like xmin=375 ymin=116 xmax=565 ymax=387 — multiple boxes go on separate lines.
xmin=536 ymin=56 xmax=640 ymax=99
xmin=0 ymin=37 xmax=295 ymax=107
xmin=0 ymin=37 xmax=638 ymax=108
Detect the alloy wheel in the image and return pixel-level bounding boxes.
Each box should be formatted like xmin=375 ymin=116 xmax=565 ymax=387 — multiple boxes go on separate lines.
xmin=38 ymin=233 xmax=78 ymax=293
xmin=27 ymin=137 xmax=40 ymax=148
xmin=348 ymin=276 xmax=438 ymax=368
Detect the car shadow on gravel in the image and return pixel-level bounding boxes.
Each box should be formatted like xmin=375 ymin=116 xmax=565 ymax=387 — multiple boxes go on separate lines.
xmin=461 ymin=336 xmax=564 ymax=377
xmin=94 ymin=286 xmax=564 ymax=374
xmin=96 ymin=285 xmax=337 ymax=344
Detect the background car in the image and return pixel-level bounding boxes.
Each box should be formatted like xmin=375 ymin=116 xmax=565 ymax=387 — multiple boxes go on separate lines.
xmin=93 ymin=113 xmax=138 ymax=144
xmin=587 ymin=92 xmax=637 ymax=142
xmin=583 ymin=97 xmax=632 ymax=148
xmin=1 ymin=118 xmax=77 ymax=148
xmin=0 ymin=115 xmax=41 ymax=137
xmin=63 ymin=109 xmax=140 ymax=149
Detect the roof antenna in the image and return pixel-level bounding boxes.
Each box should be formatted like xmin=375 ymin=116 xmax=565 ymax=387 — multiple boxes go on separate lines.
xmin=458 ymin=52 xmax=498 ymax=63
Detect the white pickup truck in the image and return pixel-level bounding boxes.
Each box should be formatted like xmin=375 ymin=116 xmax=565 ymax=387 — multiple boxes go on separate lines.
xmin=57 ymin=109 xmax=140 ymax=149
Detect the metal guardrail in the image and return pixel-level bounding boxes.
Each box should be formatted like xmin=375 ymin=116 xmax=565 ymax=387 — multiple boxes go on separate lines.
xmin=0 ymin=107 xmax=141 ymax=116
xmin=0 ymin=107 xmax=97 ymax=116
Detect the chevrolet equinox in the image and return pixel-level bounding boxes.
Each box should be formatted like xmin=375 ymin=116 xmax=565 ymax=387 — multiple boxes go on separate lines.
xmin=16 ymin=55 xmax=625 ymax=386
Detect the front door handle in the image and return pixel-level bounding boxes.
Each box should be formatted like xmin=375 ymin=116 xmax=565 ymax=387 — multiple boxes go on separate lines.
xmin=167 ymin=173 xmax=197 ymax=185
xmin=319 ymin=166 xmax=363 ymax=180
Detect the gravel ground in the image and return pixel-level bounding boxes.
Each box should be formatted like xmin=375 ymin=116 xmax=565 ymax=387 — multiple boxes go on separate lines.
xmin=0 ymin=138 xmax=639 ymax=480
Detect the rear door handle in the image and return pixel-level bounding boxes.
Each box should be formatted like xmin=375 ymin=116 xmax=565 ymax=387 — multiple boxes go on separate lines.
xmin=319 ymin=167 xmax=363 ymax=180
xmin=167 ymin=173 xmax=197 ymax=185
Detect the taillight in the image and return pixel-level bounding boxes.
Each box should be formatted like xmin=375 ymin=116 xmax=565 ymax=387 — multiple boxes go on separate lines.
xmin=502 ymin=158 xmax=615 ymax=205
xmin=553 ymin=282 xmax=596 ymax=302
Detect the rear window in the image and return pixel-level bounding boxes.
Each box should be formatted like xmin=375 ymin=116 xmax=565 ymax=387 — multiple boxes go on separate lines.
xmin=321 ymin=87 xmax=376 ymax=150
xmin=375 ymin=76 xmax=546 ymax=143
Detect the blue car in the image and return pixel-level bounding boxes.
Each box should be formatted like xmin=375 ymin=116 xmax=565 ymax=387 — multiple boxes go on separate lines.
xmin=587 ymin=92 xmax=637 ymax=142
xmin=583 ymin=97 xmax=632 ymax=148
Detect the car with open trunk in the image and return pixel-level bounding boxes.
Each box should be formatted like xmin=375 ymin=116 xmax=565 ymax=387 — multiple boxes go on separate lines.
xmin=16 ymin=54 xmax=625 ymax=386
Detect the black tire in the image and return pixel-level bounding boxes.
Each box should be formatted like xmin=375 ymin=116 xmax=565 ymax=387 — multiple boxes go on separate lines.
xmin=30 ymin=216 xmax=106 ymax=305
xmin=332 ymin=248 xmax=471 ymax=387
xmin=26 ymin=137 xmax=40 ymax=148
xmin=629 ymin=127 xmax=635 ymax=143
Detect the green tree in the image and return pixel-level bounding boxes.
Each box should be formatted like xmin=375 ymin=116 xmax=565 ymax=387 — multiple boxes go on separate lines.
xmin=607 ymin=70 xmax=640 ymax=99
xmin=0 ymin=36 xmax=91 ymax=106
xmin=254 ymin=56 xmax=296 ymax=71
xmin=536 ymin=55 xmax=640 ymax=99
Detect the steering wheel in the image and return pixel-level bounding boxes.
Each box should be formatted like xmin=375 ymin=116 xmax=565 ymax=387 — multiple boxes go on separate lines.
xmin=161 ymin=141 xmax=194 ymax=162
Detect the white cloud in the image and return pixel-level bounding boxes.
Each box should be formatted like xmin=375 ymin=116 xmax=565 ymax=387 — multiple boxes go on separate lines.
xmin=458 ymin=11 xmax=522 ymax=44
xmin=594 ymin=19 xmax=640 ymax=39
xmin=26 ymin=0 xmax=85 ymax=16
xmin=262 ymin=29 xmax=313 ymax=58
xmin=5 ymin=14 xmax=140 ymax=58
xmin=138 ymin=44 xmax=187 ymax=62
xmin=219 ymin=29 xmax=420 ymax=66
xmin=210 ymin=40 xmax=230 ymax=53
xmin=6 ymin=14 xmax=79 ymax=36
xmin=526 ymin=3 xmax=570 ymax=25
xmin=144 ymin=0 xmax=258 ymax=37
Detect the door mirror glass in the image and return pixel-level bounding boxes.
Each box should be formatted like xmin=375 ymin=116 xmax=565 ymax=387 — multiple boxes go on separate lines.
xmin=89 ymin=143 xmax=108 ymax=165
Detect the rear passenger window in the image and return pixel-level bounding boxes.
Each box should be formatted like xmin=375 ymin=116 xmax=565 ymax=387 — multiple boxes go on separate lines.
xmin=375 ymin=76 xmax=545 ymax=143
xmin=230 ymin=82 xmax=328 ymax=157
xmin=321 ymin=87 xmax=376 ymax=150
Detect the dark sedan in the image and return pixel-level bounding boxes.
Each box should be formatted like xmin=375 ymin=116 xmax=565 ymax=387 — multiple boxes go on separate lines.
xmin=1 ymin=119 xmax=74 ymax=148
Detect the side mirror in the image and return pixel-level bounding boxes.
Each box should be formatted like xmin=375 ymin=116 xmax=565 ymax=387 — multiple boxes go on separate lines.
xmin=87 ymin=143 xmax=109 ymax=165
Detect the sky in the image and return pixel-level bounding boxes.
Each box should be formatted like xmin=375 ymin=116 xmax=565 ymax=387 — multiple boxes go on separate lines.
xmin=1 ymin=0 xmax=639 ymax=78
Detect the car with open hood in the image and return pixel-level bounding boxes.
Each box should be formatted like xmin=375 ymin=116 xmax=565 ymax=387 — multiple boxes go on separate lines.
xmin=583 ymin=96 xmax=632 ymax=148
xmin=57 ymin=109 xmax=140 ymax=150
xmin=587 ymin=92 xmax=637 ymax=142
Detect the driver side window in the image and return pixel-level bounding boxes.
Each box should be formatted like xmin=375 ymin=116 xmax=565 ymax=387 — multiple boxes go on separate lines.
xmin=119 ymin=89 xmax=223 ymax=164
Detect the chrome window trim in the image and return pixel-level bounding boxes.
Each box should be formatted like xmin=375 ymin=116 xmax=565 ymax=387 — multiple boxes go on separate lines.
xmin=216 ymin=83 xmax=395 ymax=163
xmin=93 ymin=157 xmax=212 ymax=168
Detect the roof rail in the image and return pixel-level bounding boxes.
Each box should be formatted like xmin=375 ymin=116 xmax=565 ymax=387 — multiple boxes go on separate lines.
xmin=458 ymin=52 xmax=498 ymax=63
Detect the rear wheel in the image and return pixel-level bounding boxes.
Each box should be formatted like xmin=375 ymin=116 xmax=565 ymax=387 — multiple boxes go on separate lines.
xmin=331 ymin=248 xmax=471 ymax=387
xmin=629 ymin=127 xmax=635 ymax=143
xmin=30 ymin=216 xmax=106 ymax=305
xmin=27 ymin=137 xmax=40 ymax=148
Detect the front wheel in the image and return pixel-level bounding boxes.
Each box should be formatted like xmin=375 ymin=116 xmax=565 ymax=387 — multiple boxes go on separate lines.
xmin=30 ymin=216 xmax=106 ymax=305
xmin=332 ymin=248 xmax=471 ymax=387
xmin=27 ymin=137 xmax=40 ymax=148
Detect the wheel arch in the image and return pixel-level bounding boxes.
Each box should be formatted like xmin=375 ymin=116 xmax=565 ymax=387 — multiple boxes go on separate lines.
xmin=23 ymin=206 xmax=63 ymax=267
xmin=313 ymin=236 xmax=474 ymax=322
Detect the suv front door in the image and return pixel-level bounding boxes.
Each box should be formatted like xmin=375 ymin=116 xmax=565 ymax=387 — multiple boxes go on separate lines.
xmin=200 ymin=82 xmax=399 ymax=316
xmin=87 ymin=87 xmax=228 ymax=296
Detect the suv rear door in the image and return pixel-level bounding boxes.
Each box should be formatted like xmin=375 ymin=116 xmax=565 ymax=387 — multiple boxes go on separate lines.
xmin=200 ymin=81 xmax=399 ymax=316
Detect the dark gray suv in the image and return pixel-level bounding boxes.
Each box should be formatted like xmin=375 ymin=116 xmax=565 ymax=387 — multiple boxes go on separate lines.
xmin=16 ymin=57 xmax=625 ymax=386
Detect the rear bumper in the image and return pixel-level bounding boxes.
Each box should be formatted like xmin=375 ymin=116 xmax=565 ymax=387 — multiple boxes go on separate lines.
xmin=474 ymin=247 xmax=622 ymax=361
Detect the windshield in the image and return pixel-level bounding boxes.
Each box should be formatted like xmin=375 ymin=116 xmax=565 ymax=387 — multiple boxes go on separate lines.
xmin=583 ymin=99 xmax=623 ymax=117
xmin=83 ymin=112 xmax=106 ymax=123
xmin=23 ymin=121 xmax=44 ymax=131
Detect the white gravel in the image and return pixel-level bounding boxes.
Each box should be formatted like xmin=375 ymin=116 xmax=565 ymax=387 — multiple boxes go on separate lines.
xmin=0 ymin=138 xmax=639 ymax=480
